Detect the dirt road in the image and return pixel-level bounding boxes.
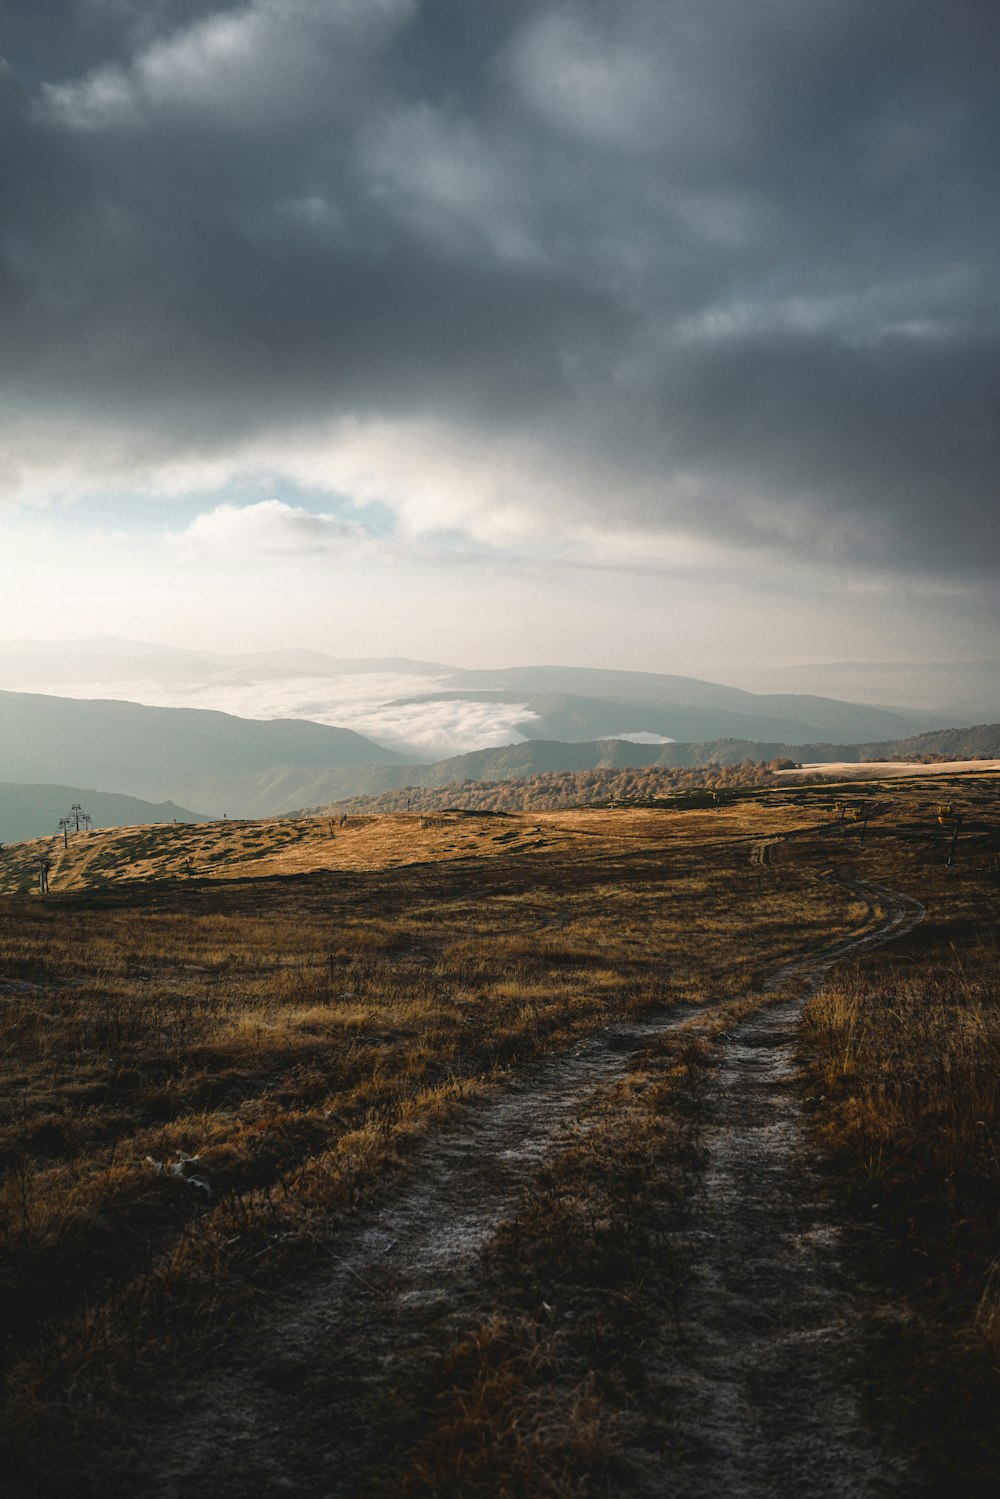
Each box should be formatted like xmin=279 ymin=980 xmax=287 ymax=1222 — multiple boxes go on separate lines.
xmin=648 ymin=880 xmax=925 ymax=1498
xmin=129 ymin=879 xmax=924 ymax=1499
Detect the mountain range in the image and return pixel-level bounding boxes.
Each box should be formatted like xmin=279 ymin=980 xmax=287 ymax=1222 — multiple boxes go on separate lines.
xmin=0 ymin=639 xmax=944 ymax=754
xmin=0 ymin=641 xmax=993 ymax=833
xmin=0 ymin=690 xmax=404 ymax=808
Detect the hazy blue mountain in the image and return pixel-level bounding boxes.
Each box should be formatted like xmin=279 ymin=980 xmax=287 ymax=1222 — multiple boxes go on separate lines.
xmin=0 ymin=649 xmax=980 ymax=822
xmin=388 ymin=686 xmax=936 ymax=746
xmin=449 ymin=664 xmax=787 ymax=707
xmin=749 ymin=660 xmax=1000 ymax=722
xmin=851 ymin=722 xmax=1000 ymax=760
xmin=287 ymin=723 xmax=1000 ymax=814
xmin=0 ymin=641 xmax=944 ymax=742
xmin=443 ymin=667 xmax=939 ymax=741
xmin=419 ymin=724 xmax=1000 ymax=780
xmin=0 ymin=783 xmax=207 ymax=845
xmin=0 ymin=641 xmax=951 ymax=766
xmin=188 ymin=742 xmax=711 ymax=815
xmin=6 ymin=720 xmax=990 ymax=828
xmin=0 ymin=690 xmax=405 ymax=804
xmin=0 ymin=640 xmax=450 ymax=688
xmin=178 ymin=764 xmax=414 ymax=818
xmin=640 ymin=726 xmax=1000 ymax=767
xmin=222 ymin=649 xmax=451 ymax=676
xmin=176 ymin=745 xmax=678 ymax=817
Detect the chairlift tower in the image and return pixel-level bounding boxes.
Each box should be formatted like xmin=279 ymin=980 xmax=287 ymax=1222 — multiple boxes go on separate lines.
xmin=937 ymin=804 xmax=962 ymax=866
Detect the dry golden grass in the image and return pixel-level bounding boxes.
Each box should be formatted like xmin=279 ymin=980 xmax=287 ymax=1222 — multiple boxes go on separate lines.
xmin=778 ymin=759 xmax=1000 ymax=782
xmin=368 ymin=773 xmax=1000 ymax=1497
xmin=0 ymin=800 xmax=858 ymax=1474
xmin=801 ymin=950 xmax=1000 ymax=1493
xmin=1 ymin=800 xmax=830 ymax=894
xmin=795 ymin=779 xmax=1000 ymax=1495
xmin=0 ymin=772 xmax=997 ymax=1493
xmin=805 ymin=956 xmax=1000 ymax=1220
xmin=392 ymin=1315 xmax=623 ymax=1499
xmin=1 ymin=810 xmax=562 ymax=891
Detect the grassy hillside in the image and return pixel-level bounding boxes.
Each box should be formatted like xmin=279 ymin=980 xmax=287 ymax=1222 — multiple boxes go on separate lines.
xmin=867 ymin=721 xmax=1000 ymax=758
xmin=192 ymin=724 xmax=1000 ymax=817
xmin=172 ymin=762 xmax=416 ymax=817
xmin=0 ymin=782 xmax=207 ymax=845
xmin=0 ymin=810 xmax=561 ymax=894
xmin=0 ymin=777 xmax=997 ymax=1495
xmin=0 ymin=689 xmax=405 ymax=805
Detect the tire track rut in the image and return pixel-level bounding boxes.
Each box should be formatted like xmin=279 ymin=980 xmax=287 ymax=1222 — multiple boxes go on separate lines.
xmin=647 ymin=880 xmax=926 ymax=1498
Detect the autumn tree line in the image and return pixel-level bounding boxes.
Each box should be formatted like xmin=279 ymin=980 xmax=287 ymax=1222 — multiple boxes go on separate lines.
xmin=324 ymin=760 xmax=793 ymax=816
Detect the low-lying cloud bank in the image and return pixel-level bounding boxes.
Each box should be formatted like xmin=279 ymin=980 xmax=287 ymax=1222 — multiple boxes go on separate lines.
xmin=3 ymin=669 xmax=536 ymax=760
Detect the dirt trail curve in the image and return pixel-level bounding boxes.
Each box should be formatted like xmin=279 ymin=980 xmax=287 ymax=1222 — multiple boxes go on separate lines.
xmin=137 ymin=879 xmax=924 ymax=1499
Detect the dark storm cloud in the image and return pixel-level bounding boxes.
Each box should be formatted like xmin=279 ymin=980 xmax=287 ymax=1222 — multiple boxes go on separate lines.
xmin=1 ymin=0 xmax=998 ymax=572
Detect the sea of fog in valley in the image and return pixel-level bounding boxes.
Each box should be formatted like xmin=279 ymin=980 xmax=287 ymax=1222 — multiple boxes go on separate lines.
xmin=0 ymin=663 xmax=671 ymax=761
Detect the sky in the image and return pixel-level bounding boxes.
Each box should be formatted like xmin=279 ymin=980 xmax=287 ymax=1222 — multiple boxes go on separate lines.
xmin=1 ymin=0 xmax=998 ymax=684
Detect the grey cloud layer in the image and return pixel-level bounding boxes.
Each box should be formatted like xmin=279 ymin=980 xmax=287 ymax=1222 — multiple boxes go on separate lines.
xmin=2 ymin=0 xmax=998 ymax=570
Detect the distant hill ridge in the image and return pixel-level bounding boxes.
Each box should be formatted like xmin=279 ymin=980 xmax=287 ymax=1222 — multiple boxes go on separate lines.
xmin=384 ymin=686 xmax=923 ymax=747
xmin=293 ymin=723 xmax=1000 ymax=816
xmin=0 ymin=782 xmax=207 ymax=845
xmin=0 ymin=674 xmax=989 ymax=821
xmin=0 ymin=643 xmax=943 ymax=751
xmin=0 ymin=689 xmax=406 ymax=806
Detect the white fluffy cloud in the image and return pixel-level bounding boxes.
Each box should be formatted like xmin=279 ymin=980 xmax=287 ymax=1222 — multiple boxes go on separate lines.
xmin=171 ymin=499 xmax=370 ymax=561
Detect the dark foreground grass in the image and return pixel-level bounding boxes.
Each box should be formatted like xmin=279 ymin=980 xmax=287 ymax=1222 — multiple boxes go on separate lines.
xmin=801 ymin=837 xmax=1000 ymax=1495
xmin=2 ymin=781 xmax=998 ymax=1496
xmin=0 ymin=810 xmax=858 ymax=1494
xmin=373 ymin=780 xmax=1000 ymax=1497
xmin=802 ymin=949 xmax=1000 ymax=1496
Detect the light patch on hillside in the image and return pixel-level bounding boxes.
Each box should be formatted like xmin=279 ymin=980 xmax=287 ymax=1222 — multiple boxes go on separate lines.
xmin=604 ymin=732 xmax=675 ymax=744
xmin=775 ymin=759 xmax=1000 ymax=780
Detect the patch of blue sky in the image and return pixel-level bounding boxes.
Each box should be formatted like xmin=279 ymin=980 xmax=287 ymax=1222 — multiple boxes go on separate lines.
xmin=72 ymin=477 xmax=399 ymax=539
